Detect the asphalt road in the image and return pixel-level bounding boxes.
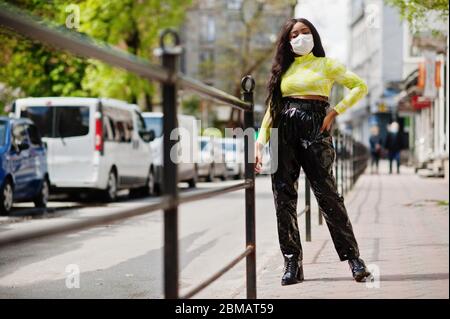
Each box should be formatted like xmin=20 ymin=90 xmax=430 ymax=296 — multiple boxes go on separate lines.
xmin=0 ymin=175 xmax=307 ymax=299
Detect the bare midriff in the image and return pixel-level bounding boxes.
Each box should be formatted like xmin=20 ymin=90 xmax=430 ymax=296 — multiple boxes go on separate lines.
xmin=288 ymin=94 xmax=329 ymax=102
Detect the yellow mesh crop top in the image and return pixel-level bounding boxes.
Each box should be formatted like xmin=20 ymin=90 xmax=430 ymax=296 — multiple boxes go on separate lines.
xmin=257 ymin=51 xmax=368 ymax=145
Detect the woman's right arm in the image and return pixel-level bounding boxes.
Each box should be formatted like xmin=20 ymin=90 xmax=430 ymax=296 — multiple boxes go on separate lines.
xmin=256 ymin=106 xmax=273 ymax=147
xmin=255 ymin=106 xmax=273 ymax=173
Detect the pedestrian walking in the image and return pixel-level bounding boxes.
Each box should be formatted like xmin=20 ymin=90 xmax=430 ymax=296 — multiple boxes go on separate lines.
xmin=254 ymin=18 xmax=371 ymax=285
xmin=369 ymin=125 xmax=382 ymax=174
xmin=384 ymin=121 xmax=403 ymax=174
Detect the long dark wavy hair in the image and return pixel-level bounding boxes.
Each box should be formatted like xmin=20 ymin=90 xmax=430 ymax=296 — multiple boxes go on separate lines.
xmin=265 ymin=18 xmax=326 ymax=127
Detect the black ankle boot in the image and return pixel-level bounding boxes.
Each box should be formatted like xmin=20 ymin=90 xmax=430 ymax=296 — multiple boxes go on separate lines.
xmin=348 ymin=258 xmax=371 ymax=282
xmin=281 ymin=254 xmax=304 ymax=286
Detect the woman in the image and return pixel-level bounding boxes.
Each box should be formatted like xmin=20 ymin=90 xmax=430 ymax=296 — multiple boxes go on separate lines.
xmin=254 ymin=18 xmax=371 ymax=285
xmin=369 ymin=125 xmax=382 ymax=174
xmin=384 ymin=121 xmax=403 ymax=174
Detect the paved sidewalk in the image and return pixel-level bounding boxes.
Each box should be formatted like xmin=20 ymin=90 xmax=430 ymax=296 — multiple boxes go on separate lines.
xmin=236 ymin=160 xmax=449 ymax=299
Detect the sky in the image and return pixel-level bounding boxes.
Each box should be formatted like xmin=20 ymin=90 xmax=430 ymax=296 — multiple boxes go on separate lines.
xmin=295 ymin=0 xmax=350 ymax=63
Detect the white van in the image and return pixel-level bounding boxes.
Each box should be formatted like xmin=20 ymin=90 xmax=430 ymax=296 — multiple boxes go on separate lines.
xmin=142 ymin=112 xmax=199 ymax=190
xmin=221 ymin=137 xmax=245 ymax=179
xmin=198 ymin=136 xmax=227 ymax=181
xmin=13 ymin=97 xmax=155 ymax=201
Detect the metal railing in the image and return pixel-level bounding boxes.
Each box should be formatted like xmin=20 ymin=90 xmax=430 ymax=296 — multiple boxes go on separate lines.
xmin=0 ymin=3 xmax=256 ymax=299
xmin=0 ymin=2 xmax=370 ymax=298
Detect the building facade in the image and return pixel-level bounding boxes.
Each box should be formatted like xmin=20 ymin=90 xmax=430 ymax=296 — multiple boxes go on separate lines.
xmin=396 ymin=14 xmax=448 ymax=178
xmin=341 ymin=0 xmax=405 ymax=150
xmin=180 ymin=0 xmax=294 ymax=129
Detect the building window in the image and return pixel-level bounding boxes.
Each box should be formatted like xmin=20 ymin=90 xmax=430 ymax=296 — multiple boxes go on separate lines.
xmin=227 ymin=0 xmax=242 ymax=10
xmin=200 ymin=0 xmax=215 ymax=9
xmin=200 ymin=15 xmax=215 ymax=43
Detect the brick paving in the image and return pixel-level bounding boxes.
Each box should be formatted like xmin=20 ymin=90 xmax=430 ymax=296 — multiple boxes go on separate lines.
xmin=235 ymin=160 xmax=449 ymax=299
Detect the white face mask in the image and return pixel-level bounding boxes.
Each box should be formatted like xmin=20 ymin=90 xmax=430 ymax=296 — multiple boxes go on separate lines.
xmin=390 ymin=123 xmax=399 ymax=133
xmin=290 ymin=33 xmax=314 ymax=56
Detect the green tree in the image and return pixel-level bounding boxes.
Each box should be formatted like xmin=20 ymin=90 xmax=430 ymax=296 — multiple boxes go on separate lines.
xmin=78 ymin=0 xmax=193 ymax=108
xmin=181 ymin=95 xmax=201 ymax=117
xmin=0 ymin=0 xmax=192 ymax=113
xmin=385 ymin=0 xmax=449 ymax=34
xmin=0 ymin=0 xmax=88 ymax=113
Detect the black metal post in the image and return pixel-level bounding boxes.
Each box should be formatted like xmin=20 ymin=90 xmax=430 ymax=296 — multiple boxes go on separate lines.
xmin=242 ymin=76 xmax=256 ymax=299
xmin=348 ymin=135 xmax=351 ymax=192
xmin=349 ymin=137 xmax=352 ymax=190
xmin=343 ymin=134 xmax=348 ymax=195
xmin=351 ymin=138 xmax=355 ymax=188
xmin=161 ymin=30 xmax=181 ymax=299
xmin=334 ymin=131 xmax=339 ymax=193
xmin=305 ymin=177 xmax=311 ymax=242
xmin=342 ymin=134 xmax=345 ymax=194
xmin=340 ymin=133 xmax=344 ymax=196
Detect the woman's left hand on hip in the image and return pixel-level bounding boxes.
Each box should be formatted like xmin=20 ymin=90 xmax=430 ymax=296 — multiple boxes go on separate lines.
xmin=320 ymin=110 xmax=338 ymax=133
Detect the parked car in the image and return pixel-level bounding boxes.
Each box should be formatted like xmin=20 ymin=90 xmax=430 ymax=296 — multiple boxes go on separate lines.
xmin=198 ymin=136 xmax=227 ymax=181
xmin=142 ymin=112 xmax=199 ymax=190
xmin=13 ymin=97 xmax=155 ymax=201
xmin=221 ymin=137 xmax=245 ymax=179
xmin=0 ymin=117 xmax=49 ymax=214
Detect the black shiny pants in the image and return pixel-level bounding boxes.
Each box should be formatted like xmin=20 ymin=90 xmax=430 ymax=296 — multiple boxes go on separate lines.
xmin=269 ymin=97 xmax=360 ymax=262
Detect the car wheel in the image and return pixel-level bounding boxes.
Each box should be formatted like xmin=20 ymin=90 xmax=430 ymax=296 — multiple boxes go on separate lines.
xmin=104 ymin=170 xmax=118 ymax=202
xmin=220 ymin=165 xmax=227 ymax=181
xmin=154 ymin=182 xmax=161 ymax=196
xmin=239 ymin=166 xmax=245 ymax=179
xmin=130 ymin=168 xmax=156 ymax=198
xmin=0 ymin=180 xmax=14 ymax=215
xmin=34 ymin=178 xmax=49 ymax=208
xmin=187 ymin=165 xmax=198 ymax=188
xmin=206 ymin=164 xmax=214 ymax=182
xmin=234 ymin=167 xmax=242 ymax=180
xmin=143 ymin=168 xmax=156 ymax=197
xmin=128 ymin=188 xmax=141 ymax=199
